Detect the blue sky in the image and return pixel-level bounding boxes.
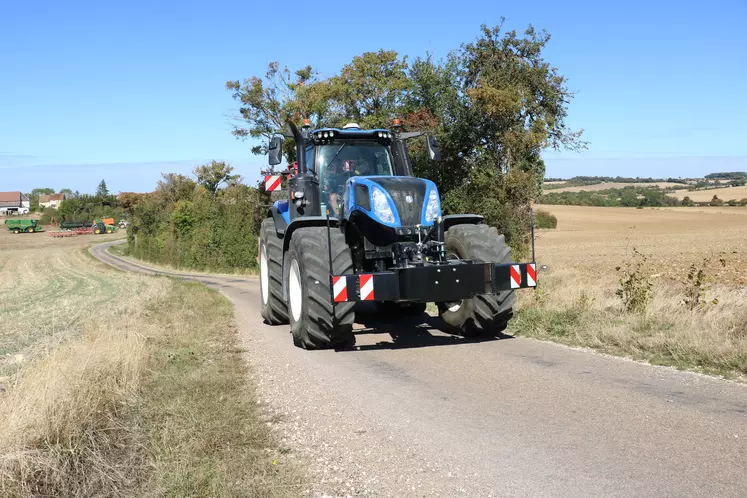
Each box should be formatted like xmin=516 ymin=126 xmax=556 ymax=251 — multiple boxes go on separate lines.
xmin=1 ymin=0 xmax=745 ymax=193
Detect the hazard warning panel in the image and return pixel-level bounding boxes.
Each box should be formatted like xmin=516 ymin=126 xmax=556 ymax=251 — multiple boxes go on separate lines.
xmin=264 ymin=175 xmax=282 ymax=192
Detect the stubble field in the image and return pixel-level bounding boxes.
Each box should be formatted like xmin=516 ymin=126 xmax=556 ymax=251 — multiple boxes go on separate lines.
xmin=0 ymin=229 xmax=299 ymax=496
xmin=512 ymin=205 xmax=747 ymax=378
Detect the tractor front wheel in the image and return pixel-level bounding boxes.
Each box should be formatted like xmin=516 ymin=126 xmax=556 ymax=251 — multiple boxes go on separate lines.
xmin=286 ymin=227 xmax=355 ymax=349
xmin=27 ymin=227 xmax=34 ymax=233
xmin=259 ymin=218 xmax=288 ymax=325
xmin=12 ymin=228 xmax=20 ymax=234
xmin=437 ymin=224 xmax=516 ymax=337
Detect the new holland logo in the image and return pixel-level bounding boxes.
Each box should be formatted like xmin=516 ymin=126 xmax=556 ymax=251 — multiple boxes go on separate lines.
xmin=405 ymin=195 xmax=414 ymax=203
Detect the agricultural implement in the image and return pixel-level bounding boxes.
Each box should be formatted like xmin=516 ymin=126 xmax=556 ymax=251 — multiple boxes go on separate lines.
xmin=258 ymin=119 xmax=537 ymax=349
xmin=5 ymin=219 xmax=43 ymax=234
xmin=59 ymin=219 xmax=117 ymax=234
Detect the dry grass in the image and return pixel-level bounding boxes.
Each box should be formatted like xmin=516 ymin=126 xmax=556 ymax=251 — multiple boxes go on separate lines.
xmin=513 ymin=206 xmax=747 ymax=377
xmin=0 ymin=230 xmax=302 ymax=496
xmin=669 ymin=185 xmax=747 ymax=202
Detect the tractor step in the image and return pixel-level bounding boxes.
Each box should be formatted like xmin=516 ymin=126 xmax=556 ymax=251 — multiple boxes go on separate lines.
xmin=331 ymin=262 xmax=536 ymax=303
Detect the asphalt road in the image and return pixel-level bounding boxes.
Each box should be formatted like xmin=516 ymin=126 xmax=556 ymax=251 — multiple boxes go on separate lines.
xmin=91 ymin=240 xmax=747 ymax=497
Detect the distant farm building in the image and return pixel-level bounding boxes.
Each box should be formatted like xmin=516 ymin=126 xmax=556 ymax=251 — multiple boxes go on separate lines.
xmin=39 ymin=193 xmax=66 ymax=209
xmin=0 ymin=191 xmax=30 ymax=210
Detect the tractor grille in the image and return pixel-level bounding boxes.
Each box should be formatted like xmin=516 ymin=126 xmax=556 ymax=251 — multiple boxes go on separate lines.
xmin=371 ymin=177 xmax=427 ymax=226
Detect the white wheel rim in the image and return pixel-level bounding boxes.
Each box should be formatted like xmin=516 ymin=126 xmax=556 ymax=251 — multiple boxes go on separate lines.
xmin=289 ymin=259 xmax=303 ymax=323
xmin=447 ymin=302 xmax=462 ymax=313
xmin=445 ymin=253 xmax=463 ymax=313
xmin=260 ymin=244 xmax=269 ymax=306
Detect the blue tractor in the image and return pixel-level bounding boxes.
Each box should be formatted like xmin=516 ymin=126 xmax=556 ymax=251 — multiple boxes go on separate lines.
xmin=259 ymin=119 xmax=537 ymax=349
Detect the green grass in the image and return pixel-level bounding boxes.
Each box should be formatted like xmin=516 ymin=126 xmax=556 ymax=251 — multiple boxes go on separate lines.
xmin=134 ymin=281 xmax=303 ymax=496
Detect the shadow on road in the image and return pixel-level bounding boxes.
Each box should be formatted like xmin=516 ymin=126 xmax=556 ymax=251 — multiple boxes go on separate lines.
xmin=339 ymin=304 xmax=514 ymax=352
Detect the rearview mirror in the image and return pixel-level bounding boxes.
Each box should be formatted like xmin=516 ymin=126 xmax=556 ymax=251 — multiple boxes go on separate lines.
xmin=268 ymin=136 xmax=283 ymax=166
xmin=426 ymin=135 xmax=441 ymax=161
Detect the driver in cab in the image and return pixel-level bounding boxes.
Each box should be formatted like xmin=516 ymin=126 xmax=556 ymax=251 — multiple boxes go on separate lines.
xmin=323 ymin=155 xmax=375 ymax=217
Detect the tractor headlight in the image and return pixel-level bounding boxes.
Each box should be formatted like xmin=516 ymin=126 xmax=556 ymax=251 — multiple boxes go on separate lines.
xmin=371 ymin=186 xmax=395 ymax=224
xmin=424 ymin=188 xmax=441 ymax=223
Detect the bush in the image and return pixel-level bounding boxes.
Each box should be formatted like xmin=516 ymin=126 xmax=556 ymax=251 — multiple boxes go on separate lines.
xmin=740 ymin=198 xmax=747 ymax=206
xmin=727 ymin=199 xmax=738 ymax=206
xmin=616 ymin=247 xmax=652 ymax=314
xmin=534 ymin=209 xmax=557 ymax=229
xmin=39 ymin=207 xmax=58 ymax=225
xmin=710 ymin=195 xmax=723 ymax=206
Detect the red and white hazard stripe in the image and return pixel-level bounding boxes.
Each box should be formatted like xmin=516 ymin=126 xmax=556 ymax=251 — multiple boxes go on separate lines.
xmin=527 ymin=263 xmax=537 ymax=287
xmin=359 ymin=274 xmax=375 ymax=301
xmin=510 ymin=264 xmax=521 ymax=289
xmin=332 ymin=276 xmax=348 ymax=302
xmin=264 ymin=175 xmax=282 ymax=192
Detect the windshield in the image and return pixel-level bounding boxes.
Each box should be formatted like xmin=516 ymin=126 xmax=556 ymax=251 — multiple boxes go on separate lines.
xmin=317 ymin=140 xmax=394 ymax=194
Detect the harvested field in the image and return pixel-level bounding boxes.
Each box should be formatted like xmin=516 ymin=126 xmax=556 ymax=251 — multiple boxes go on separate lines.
xmin=515 ymin=205 xmax=747 ymax=377
xmin=546 ymin=181 xmax=685 ymax=193
xmin=0 ymin=229 xmax=300 ymax=496
xmin=670 ymin=185 xmax=747 ymax=202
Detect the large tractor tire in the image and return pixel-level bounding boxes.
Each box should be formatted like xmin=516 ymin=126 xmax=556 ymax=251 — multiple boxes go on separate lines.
xmin=26 ymin=226 xmax=34 ymax=233
xmin=437 ymin=224 xmax=516 ymax=337
xmin=286 ymin=227 xmax=355 ymax=349
xmin=259 ymin=217 xmax=289 ymax=325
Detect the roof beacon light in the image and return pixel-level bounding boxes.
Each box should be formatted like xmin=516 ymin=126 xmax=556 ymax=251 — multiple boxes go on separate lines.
xmin=393 ymin=118 xmax=401 ymax=126
xmin=302 ymin=118 xmax=310 ymax=127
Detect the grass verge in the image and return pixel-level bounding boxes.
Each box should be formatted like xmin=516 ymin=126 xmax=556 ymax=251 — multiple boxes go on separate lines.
xmin=0 ymin=278 xmax=302 ymax=496
xmin=509 ymin=267 xmax=747 ymax=379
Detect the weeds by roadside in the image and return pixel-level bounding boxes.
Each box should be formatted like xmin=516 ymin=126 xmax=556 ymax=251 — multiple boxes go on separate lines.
xmin=511 ymin=248 xmax=747 ymax=379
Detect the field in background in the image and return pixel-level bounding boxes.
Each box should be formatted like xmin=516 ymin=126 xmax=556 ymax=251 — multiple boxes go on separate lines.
xmin=546 ymin=181 xmax=685 ymax=193
xmin=669 ymin=185 xmax=747 ymax=202
xmin=511 ymin=205 xmax=747 ymax=377
xmin=0 ymin=230 xmax=300 ymax=496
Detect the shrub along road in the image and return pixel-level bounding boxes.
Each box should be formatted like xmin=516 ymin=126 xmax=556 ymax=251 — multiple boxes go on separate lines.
xmin=91 ymin=240 xmax=747 ymax=498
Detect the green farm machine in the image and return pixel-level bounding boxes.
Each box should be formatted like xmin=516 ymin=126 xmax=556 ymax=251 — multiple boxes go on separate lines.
xmin=5 ymin=219 xmax=43 ymax=234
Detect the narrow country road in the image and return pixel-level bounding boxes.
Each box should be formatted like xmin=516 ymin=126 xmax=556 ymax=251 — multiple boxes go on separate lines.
xmin=91 ymin=240 xmax=747 ymax=498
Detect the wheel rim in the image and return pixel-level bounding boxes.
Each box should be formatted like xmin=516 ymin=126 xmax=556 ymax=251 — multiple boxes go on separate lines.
xmin=289 ymin=259 xmax=303 ymax=323
xmin=260 ymin=244 xmax=269 ymax=306
xmin=444 ymin=252 xmax=463 ymax=313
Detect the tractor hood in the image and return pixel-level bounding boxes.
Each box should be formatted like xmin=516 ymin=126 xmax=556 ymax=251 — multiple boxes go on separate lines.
xmin=345 ymin=176 xmax=441 ymax=228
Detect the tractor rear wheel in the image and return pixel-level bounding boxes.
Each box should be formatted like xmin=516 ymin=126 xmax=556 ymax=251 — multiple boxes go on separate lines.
xmin=437 ymin=224 xmax=515 ymax=337
xmin=286 ymin=227 xmax=355 ymax=349
xmin=259 ymin=217 xmax=288 ymax=325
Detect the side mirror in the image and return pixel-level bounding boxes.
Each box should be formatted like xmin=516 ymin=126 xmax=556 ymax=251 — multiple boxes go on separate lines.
xmin=426 ymin=135 xmax=441 ymax=161
xmin=268 ymin=136 xmax=283 ymax=166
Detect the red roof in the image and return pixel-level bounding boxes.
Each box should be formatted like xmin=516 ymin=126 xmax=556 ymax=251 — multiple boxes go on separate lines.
xmin=40 ymin=193 xmax=65 ymax=202
xmin=0 ymin=191 xmax=22 ymax=202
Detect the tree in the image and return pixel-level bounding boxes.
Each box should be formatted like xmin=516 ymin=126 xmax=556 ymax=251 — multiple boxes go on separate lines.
xmin=155 ymin=173 xmax=197 ymax=204
xmin=710 ymin=195 xmax=723 ymax=206
xmin=322 ymin=50 xmax=412 ymax=129
xmin=59 ymin=188 xmax=74 ymax=197
xmin=96 ymin=179 xmax=109 ymax=197
xmin=193 ymin=161 xmax=239 ymax=199
xmin=31 ymin=187 xmax=55 ymax=196
xmin=226 ymin=63 xmax=321 ymax=158
xmin=681 ymin=196 xmax=694 ymax=206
